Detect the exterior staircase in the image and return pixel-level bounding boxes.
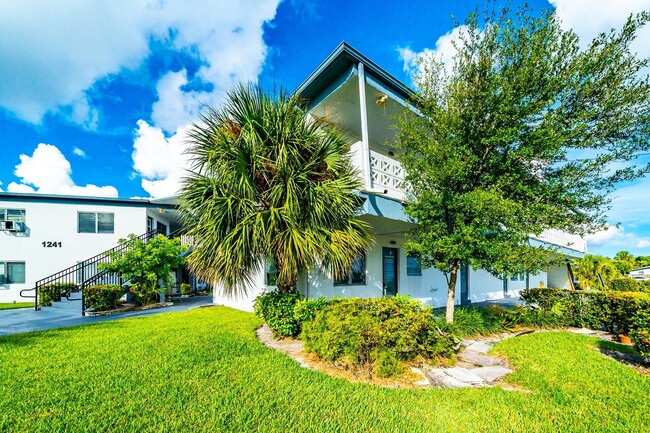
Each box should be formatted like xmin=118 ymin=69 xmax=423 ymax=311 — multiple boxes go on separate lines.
xmin=19 ymin=228 xmax=184 ymax=315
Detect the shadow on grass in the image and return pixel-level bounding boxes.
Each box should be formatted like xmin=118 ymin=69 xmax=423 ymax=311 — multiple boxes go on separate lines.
xmin=594 ymin=339 xmax=649 ymax=370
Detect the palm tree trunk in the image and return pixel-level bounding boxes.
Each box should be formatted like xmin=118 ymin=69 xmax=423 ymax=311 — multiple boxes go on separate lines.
xmin=445 ymin=260 xmax=459 ymax=323
xmin=277 ymin=276 xmax=297 ymax=293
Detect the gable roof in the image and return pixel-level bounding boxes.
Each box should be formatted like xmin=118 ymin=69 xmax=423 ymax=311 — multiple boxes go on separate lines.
xmin=296 ymin=41 xmax=414 ymax=105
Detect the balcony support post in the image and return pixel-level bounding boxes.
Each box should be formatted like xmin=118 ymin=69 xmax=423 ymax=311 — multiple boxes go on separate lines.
xmin=358 ymin=62 xmax=372 ymax=190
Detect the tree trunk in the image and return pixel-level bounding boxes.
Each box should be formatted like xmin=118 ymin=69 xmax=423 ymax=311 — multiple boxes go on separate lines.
xmin=446 ymin=260 xmax=459 ymax=323
xmin=277 ymin=279 xmax=297 ymax=294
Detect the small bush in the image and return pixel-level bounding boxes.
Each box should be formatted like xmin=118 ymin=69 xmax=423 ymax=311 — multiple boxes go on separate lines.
xmin=302 ymin=297 xmax=454 ymax=376
xmin=630 ymin=310 xmax=650 ymax=360
xmin=373 ymin=351 xmax=402 ymax=378
xmin=38 ymin=283 xmax=78 ymax=307
xmin=84 ymin=284 xmax=124 ymax=311
xmin=180 ymin=283 xmax=192 ymax=296
xmin=254 ymin=291 xmax=303 ymax=337
xmin=450 ymin=307 xmax=505 ymax=337
xmin=515 ymin=306 xmax=565 ymax=328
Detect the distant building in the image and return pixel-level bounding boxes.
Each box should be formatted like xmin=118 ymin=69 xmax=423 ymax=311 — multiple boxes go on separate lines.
xmin=629 ymin=266 xmax=650 ymax=281
xmin=0 ymin=193 xmax=190 ymax=304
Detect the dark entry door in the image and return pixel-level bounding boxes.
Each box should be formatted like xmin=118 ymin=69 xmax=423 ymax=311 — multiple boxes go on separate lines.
xmin=460 ymin=264 xmax=470 ymax=305
xmin=383 ymin=247 xmax=398 ymax=297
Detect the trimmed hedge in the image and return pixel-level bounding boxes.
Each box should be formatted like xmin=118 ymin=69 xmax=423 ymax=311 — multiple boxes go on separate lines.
xmin=301 ymin=297 xmax=454 ymax=376
xmin=38 ymin=283 xmax=78 ymax=307
xmin=84 ymin=284 xmax=124 ymax=312
xmin=609 ymin=277 xmax=650 ymax=293
xmin=520 ymin=287 xmax=650 ymax=335
xmin=630 ymin=310 xmax=650 ymax=360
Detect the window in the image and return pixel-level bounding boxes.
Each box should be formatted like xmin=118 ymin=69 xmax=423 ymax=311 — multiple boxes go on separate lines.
xmin=0 ymin=262 xmax=26 ymax=285
xmin=334 ymin=253 xmax=366 ymax=286
xmin=0 ymin=208 xmax=26 ymax=223
xmin=156 ymin=221 xmax=167 ymax=235
xmin=510 ymin=272 xmax=526 ymax=281
xmin=78 ymin=212 xmax=114 ymax=233
xmin=406 ymin=254 xmax=422 ymax=276
xmin=265 ymin=261 xmax=278 ymax=286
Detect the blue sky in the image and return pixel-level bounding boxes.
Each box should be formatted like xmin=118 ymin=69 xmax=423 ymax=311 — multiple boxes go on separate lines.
xmin=0 ymin=0 xmax=649 ymax=257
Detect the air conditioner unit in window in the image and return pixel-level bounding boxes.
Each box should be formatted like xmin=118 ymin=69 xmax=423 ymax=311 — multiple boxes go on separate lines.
xmin=1 ymin=221 xmax=25 ymax=232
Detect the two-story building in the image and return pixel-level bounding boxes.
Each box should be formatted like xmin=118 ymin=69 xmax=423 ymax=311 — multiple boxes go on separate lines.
xmin=212 ymin=42 xmax=587 ymax=311
xmin=0 ymin=193 xmax=183 ymax=303
xmin=1 ymin=43 xmax=586 ymax=311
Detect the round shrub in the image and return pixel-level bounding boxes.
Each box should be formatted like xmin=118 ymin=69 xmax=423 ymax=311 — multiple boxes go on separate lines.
xmin=302 ymin=296 xmax=454 ymax=375
xmin=84 ymin=284 xmax=124 ymax=312
xmin=254 ymin=291 xmax=303 ymax=337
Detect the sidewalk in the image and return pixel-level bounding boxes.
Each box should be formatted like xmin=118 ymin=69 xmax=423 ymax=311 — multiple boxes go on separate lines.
xmin=0 ymin=295 xmax=214 ymax=336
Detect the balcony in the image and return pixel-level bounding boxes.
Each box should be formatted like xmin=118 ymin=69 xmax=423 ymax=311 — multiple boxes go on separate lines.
xmin=531 ymin=229 xmax=587 ymax=254
xmin=349 ymin=141 xmax=407 ymax=201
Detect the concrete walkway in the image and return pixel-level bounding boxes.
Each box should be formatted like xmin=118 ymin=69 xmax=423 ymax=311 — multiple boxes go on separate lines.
xmin=0 ymin=295 xmax=214 ymax=337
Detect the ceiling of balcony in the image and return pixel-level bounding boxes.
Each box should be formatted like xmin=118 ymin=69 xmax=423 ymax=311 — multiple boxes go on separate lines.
xmin=308 ymin=74 xmax=408 ymax=155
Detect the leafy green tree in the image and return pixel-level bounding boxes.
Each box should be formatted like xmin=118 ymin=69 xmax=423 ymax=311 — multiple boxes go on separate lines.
xmin=396 ymin=5 xmax=650 ymax=322
xmin=635 ymin=256 xmax=650 ymax=268
xmin=99 ymin=234 xmax=186 ymax=305
xmin=180 ymin=84 xmax=371 ymax=295
xmin=613 ymin=250 xmax=636 ymax=275
xmin=572 ymin=254 xmax=621 ymax=290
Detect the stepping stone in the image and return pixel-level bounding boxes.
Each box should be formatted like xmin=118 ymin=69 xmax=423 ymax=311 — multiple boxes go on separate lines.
xmin=461 ymin=340 xmax=477 ymax=347
xmin=410 ymin=367 xmax=430 ymax=386
xmin=424 ymin=368 xmax=472 ymax=389
xmin=460 ymin=351 xmax=507 ymax=367
xmin=443 ymin=367 xmax=485 ymax=385
xmin=470 ymin=366 xmax=513 ymax=383
xmin=465 ymin=341 xmax=493 ymax=354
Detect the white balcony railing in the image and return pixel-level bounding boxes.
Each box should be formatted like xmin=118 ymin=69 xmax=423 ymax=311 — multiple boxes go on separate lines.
xmin=369 ymin=149 xmax=407 ymax=201
xmin=531 ymin=229 xmax=587 ymax=253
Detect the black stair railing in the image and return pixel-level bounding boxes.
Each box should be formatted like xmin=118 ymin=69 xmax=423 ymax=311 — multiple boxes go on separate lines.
xmin=20 ymin=228 xmax=161 ymax=313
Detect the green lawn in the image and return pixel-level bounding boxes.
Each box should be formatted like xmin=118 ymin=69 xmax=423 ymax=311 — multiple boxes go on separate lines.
xmin=0 ymin=302 xmax=33 ymax=310
xmin=0 ymin=307 xmax=648 ymax=432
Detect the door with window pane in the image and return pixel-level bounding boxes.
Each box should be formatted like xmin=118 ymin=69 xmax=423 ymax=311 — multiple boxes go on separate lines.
xmin=460 ymin=264 xmax=470 ymax=305
xmin=382 ymin=248 xmax=398 ymax=297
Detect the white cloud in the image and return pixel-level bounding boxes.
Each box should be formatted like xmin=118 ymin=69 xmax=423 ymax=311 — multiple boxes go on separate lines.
xmin=72 ymin=147 xmax=86 ymax=158
xmin=398 ymin=26 xmax=468 ymax=84
xmin=132 ymin=120 xmax=190 ymax=198
xmin=637 ymin=239 xmax=650 ymax=248
xmin=0 ymin=0 xmax=280 ymax=126
xmin=7 ymin=144 xmax=118 ymax=197
xmin=550 ymin=0 xmax=650 ymax=49
xmin=151 ymin=70 xmax=204 ymax=133
xmin=586 ymin=224 xmax=626 ymax=245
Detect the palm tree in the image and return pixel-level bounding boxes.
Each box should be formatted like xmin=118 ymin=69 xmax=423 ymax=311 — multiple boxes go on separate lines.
xmin=572 ymin=254 xmax=621 ymax=290
xmin=180 ymin=84 xmax=372 ymax=295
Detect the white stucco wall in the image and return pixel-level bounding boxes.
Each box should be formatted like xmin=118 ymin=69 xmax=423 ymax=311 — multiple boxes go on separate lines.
xmin=210 ymin=229 xmax=559 ymax=312
xmin=0 ymin=199 xmax=170 ymax=303
xmin=548 ymin=264 xmax=571 ymax=289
